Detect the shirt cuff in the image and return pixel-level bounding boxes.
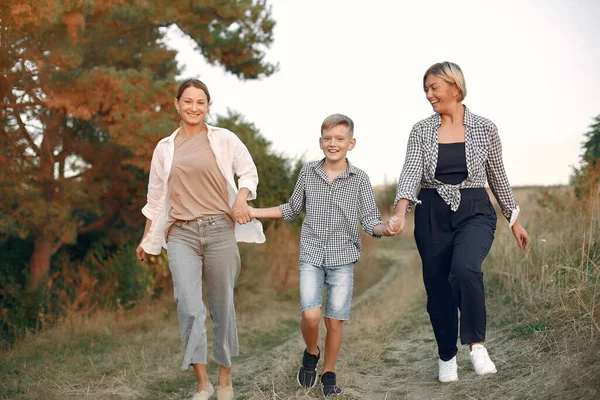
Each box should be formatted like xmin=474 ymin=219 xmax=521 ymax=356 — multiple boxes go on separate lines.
xmin=141 ymin=204 xmax=155 ymax=220
xmin=237 ymin=182 xmax=257 ymax=201
xmin=508 ymin=205 xmax=520 ymax=228
xmin=371 ymin=222 xmax=384 ymax=239
xmin=393 ymin=195 xmax=422 ymax=213
xmin=279 ymin=203 xmax=295 ymax=222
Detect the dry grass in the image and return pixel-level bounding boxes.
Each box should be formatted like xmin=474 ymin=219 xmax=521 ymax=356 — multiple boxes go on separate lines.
xmin=482 ymin=185 xmax=600 ymax=399
xmin=2 ymin=185 xmax=599 ymax=399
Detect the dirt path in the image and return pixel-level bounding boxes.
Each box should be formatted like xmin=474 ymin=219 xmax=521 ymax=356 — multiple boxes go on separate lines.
xmin=227 ymin=241 xmax=428 ymax=399
xmin=227 ymin=240 xmax=542 ymax=400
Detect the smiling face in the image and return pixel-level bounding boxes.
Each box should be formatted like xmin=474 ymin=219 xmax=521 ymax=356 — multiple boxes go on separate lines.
xmin=174 ymin=86 xmax=209 ymax=126
xmin=319 ymin=124 xmax=356 ymax=163
xmin=424 ymin=74 xmax=460 ymax=114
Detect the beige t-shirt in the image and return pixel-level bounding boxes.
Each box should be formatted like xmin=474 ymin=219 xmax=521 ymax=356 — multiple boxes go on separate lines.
xmin=165 ymin=131 xmax=233 ymax=239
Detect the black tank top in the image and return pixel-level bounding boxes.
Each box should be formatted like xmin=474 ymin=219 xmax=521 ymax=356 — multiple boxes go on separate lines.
xmin=435 ymin=142 xmax=468 ymax=185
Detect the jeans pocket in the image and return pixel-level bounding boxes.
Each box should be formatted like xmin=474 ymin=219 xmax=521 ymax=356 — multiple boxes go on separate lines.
xmin=211 ymin=218 xmax=233 ymax=234
xmin=174 ymin=221 xmax=186 ymax=228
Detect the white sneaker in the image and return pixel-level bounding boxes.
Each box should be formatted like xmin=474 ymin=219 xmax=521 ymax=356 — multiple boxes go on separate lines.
xmin=438 ymin=356 xmax=459 ymax=382
xmin=469 ymin=344 xmax=497 ymax=375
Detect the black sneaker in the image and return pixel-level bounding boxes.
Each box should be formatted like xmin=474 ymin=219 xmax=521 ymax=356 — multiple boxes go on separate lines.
xmin=321 ymin=371 xmax=342 ymax=397
xmin=297 ymin=347 xmax=320 ymax=389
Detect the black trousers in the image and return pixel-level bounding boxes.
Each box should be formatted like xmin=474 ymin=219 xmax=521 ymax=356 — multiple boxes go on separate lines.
xmin=414 ymin=188 xmax=496 ymax=361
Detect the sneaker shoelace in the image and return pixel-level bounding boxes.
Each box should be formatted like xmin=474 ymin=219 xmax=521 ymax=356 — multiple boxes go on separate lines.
xmin=321 ymin=372 xmax=336 ymax=386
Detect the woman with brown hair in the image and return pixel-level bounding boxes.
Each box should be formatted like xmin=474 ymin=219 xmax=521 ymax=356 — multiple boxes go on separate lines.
xmin=136 ymin=79 xmax=265 ymax=399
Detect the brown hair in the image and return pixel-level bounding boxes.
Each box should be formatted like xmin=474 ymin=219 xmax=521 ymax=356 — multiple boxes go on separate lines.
xmin=176 ymin=79 xmax=211 ymax=103
xmin=321 ymin=114 xmax=354 ymax=137
xmin=423 ymin=62 xmax=467 ymax=102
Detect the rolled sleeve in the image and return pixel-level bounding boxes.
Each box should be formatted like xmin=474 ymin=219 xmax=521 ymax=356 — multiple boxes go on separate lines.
xmin=485 ymin=123 xmax=519 ymax=224
xmin=394 ymin=124 xmax=424 ymax=212
xmin=358 ymin=174 xmax=384 ymax=239
xmin=231 ymin=135 xmax=259 ymax=200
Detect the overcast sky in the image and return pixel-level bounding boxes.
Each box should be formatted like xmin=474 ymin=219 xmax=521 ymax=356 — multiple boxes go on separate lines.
xmin=165 ymin=0 xmax=600 ymax=187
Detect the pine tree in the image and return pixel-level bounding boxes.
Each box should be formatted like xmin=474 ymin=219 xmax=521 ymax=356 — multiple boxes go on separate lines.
xmin=572 ymin=114 xmax=600 ymax=199
xmin=582 ymin=115 xmax=600 ymax=166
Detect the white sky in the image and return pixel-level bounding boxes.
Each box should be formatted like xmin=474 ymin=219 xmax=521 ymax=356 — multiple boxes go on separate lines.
xmin=165 ymin=0 xmax=600 ymax=186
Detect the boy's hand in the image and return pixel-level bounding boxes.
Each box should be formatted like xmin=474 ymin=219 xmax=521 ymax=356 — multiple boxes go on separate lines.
xmin=386 ymin=214 xmax=405 ymax=236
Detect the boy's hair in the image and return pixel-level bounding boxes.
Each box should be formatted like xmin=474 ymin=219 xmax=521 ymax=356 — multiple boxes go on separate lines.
xmin=321 ymin=114 xmax=354 ymax=138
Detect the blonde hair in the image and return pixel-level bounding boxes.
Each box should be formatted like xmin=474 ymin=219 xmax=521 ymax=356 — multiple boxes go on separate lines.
xmin=321 ymin=114 xmax=354 ymax=137
xmin=423 ymin=62 xmax=467 ymax=102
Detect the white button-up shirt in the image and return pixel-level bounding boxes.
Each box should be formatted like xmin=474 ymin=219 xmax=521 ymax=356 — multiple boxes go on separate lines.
xmin=140 ymin=124 xmax=266 ymax=255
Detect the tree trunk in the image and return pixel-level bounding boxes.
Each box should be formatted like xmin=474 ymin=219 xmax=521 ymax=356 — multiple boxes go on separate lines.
xmin=29 ymin=237 xmax=53 ymax=288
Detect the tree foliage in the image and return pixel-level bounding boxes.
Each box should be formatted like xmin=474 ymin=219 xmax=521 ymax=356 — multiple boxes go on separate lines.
xmin=213 ymin=110 xmax=301 ymax=211
xmin=581 ymin=115 xmax=600 ymax=166
xmin=0 ymin=0 xmax=277 ymax=286
xmin=572 ymin=114 xmax=600 ymax=199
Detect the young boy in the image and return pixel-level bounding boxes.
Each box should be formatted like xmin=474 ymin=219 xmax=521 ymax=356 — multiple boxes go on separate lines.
xmin=246 ymin=114 xmax=395 ymax=396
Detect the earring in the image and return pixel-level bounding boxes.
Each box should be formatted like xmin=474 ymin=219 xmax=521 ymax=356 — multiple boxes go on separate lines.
xmin=176 ymin=108 xmax=180 ymax=113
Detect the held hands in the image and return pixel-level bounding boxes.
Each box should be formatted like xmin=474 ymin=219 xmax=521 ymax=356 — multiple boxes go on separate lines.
xmin=386 ymin=214 xmax=406 ymax=236
xmin=511 ymin=220 xmax=530 ymax=250
xmin=377 ymin=214 xmax=406 ymax=237
xmin=232 ymin=199 xmax=253 ymax=224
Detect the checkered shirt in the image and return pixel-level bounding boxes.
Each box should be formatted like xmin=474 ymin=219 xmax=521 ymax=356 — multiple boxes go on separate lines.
xmin=280 ymin=158 xmax=383 ymax=267
xmin=394 ymin=106 xmax=520 ymax=226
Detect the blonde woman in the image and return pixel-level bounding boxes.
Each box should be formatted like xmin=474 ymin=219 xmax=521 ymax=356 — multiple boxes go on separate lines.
xmin=389 ymin=62 xmax=530 ymax=383
xmin=136 ymin=79 xmax=265 ymax=400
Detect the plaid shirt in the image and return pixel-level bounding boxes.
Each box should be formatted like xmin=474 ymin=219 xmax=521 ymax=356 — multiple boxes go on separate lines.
xmin=394 ymin=107 xmax=520 ymax=226
xmin=280 ymin=159 xmax=383 ymax=267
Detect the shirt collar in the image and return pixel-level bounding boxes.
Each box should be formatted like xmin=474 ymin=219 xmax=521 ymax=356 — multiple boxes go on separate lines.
xmin=314 ymin=157 xmax=357 ymax=177
xmin=167 ymin=122 xmax=214 ymax=142
xmin=428 ymin=105 xmax=475 ymax=128
xmin=462 ymin=106 xmax=475 ymax=127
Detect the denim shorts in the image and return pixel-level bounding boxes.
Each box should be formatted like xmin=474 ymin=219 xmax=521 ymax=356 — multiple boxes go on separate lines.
xmin=299 ymin=262 xmax=354 ymax=321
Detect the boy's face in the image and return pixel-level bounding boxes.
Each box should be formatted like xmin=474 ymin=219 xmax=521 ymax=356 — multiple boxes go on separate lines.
xmin=319 ymin=124 xmax=356 ymax=163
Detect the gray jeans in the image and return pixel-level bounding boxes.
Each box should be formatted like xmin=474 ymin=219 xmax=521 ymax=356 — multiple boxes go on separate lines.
xmin=167 ymin=215 xmax=241 ymax=369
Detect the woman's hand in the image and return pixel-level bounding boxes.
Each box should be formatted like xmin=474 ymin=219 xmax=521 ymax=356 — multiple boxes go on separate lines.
xmin=232 ymin=200 xmax=252 ymax=224
xmin=234 ymin=205 xmax=255 ymax=223
xmin=232 ymin=188 xmax=252 ymax=224
xmin=386 ymin=214 xmax=406 ymax=236
xmin=136 ymin=245 xmax=147 ymax=262
xmin=511 ymin=220 xmax=530 ymax=250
